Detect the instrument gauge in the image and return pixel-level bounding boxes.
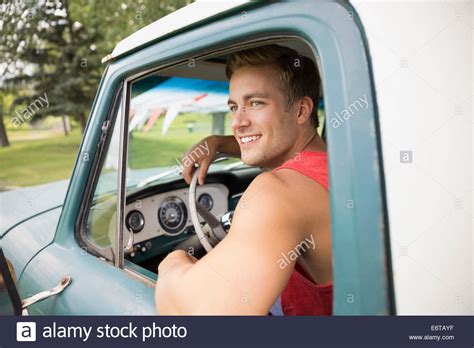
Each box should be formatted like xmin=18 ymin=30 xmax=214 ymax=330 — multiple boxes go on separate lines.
xmin=198 ymin=193 xmax=214 ymax=211
xmin=158 ymin=197 xmax=187 ymax=234
xmin=126 ymin=210 xmax=145 ymax=233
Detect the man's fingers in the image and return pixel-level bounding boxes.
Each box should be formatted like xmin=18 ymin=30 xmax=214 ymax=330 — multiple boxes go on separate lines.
xmin=182 ymin=162 xmax=196 ymax=184
xmin=181 ymin=137 xmax=217 ymax=185
xmin=182 ymin=167 xmax=190 ymax=184
xmin=182 ymin=159 xmax=209 ymax=186
xmin=198 ymin=158 xmax=211 ymax=185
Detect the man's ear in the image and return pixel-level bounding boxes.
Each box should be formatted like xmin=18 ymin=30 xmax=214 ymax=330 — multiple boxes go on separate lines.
xmin=296 ymin=96 xmax=314 ymax=125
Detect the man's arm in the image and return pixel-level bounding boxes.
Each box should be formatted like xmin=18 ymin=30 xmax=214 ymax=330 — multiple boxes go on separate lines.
xmin=214 ymin=135 xmax=241 ymax=158
xmin=155 ymin=172 xmax=305 ymax=315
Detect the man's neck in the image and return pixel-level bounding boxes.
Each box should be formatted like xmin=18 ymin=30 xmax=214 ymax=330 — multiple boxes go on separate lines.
xmin=264 ymin=131 xmax=326 ymax=170
xmin=304 ymin=133 xmax=327 ymax=153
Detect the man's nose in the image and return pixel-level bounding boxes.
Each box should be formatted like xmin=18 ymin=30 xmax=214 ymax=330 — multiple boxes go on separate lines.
xmin=231 ymin=106 xmax=251 ymax=131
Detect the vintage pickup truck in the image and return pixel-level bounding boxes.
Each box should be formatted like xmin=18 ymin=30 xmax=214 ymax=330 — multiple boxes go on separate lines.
xmin=0 ymin=0 xmax=471 ymax=315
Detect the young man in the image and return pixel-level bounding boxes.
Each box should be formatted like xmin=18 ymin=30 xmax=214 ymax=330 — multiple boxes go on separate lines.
xmin=155 ymin=45 xmax=332 ymax=315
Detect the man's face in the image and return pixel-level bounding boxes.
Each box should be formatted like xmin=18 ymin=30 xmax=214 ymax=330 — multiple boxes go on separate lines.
xmin=228 ymin=65 xmax=298 ymax=168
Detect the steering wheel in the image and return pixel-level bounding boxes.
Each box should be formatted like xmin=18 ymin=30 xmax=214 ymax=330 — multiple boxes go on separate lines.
xmin=188 ymin=164 xmax=231 ymax=253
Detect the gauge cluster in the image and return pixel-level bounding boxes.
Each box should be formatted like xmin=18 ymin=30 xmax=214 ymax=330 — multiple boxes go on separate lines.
xmin=124 ymin=183 xmax=229 ymax=244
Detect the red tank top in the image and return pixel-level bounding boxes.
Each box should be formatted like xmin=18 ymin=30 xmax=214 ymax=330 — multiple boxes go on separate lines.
xmin=273 ymin=151 xmax=333 ymax=316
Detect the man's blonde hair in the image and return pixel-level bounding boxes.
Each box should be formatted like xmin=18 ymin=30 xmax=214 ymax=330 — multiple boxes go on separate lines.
xmin=225 ymin=44 xmax=321 ymax=127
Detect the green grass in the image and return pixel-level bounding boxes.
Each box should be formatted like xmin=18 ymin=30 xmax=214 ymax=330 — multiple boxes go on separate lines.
xmin=129 ymin=111 xmax=232 ymax=169
xmin=0 ymin=129 xmax=82 ymax=188
xmin=130 ymin=129 xmax=210 ymax=169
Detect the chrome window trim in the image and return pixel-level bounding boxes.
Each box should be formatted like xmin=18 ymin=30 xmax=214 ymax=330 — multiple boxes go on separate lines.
xmin=115 ymin=82 xmax=131 ymax=268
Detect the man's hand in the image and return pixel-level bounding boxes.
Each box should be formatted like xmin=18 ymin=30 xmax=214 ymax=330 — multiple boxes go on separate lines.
xmin=181 ymin=135 xmax=240 ymax=185
xmin=154 ymin=250 xmax=197 ymax=315
xmin=159 ymin=250 xmax=198 ymax=276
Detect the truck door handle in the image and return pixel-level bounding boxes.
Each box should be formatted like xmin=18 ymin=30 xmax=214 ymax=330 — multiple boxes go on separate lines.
xmin=22 ymin=276 xmax=72 ymax=309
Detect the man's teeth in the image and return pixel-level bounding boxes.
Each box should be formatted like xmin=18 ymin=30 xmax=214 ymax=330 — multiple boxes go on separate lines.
xmin=241 ymin=135 xmax=261 ymax=144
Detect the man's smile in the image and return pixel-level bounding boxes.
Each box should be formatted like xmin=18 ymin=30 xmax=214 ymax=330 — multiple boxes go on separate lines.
xmin=238 ymin=134 xmax=262 ymax=146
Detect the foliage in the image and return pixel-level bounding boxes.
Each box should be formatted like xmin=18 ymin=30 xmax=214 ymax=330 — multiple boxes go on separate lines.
xmin=0 ymin=0 xmax=192 ymax=130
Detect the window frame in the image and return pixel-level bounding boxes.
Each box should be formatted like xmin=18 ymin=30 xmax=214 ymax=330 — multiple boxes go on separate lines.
xmin=115 ymin=36 xmax=309 ymax=269
xmin=75 ymin=83 xmax=123 ymax=263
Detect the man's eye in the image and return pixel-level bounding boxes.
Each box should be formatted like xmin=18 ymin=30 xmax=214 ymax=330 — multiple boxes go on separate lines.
xmin=229 ymin=105 xmax=237 ymax=112
xmin=250 ymin=101 xmax=263 ymax=107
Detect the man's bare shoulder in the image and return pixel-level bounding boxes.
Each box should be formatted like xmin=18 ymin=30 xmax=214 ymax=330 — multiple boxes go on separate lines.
xmin=229 ymin=171 xmax=306 ymax=258
xmin=273 ymin=167 xmax=329 ymax=199
xmin=241 ymin=171 xmax=292 ymax=206
xmin=235 ymin=171 xmax=308 ymax=224
xmin=237 ymin=169 xmax=329 ymax=226
xmin=244 ymin=168 xmax=326 ymax=196
xmin=232 ymin=172 xmax=296 ymax=227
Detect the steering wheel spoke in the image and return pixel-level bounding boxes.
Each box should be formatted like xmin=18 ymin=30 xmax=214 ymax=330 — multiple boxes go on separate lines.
xmin=188 ymin=163 xmax=230 ymax=252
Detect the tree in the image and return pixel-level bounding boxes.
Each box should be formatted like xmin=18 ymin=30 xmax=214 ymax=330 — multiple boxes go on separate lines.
xmin=0 ymin=94 xmax=10 ymax=147
xmin=0 ymin=0 xmax=191 ymax=146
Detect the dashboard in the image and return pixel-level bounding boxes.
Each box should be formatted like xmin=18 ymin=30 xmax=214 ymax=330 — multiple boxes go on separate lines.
xmin=123 ymin=183 xmax=229 ymax=246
